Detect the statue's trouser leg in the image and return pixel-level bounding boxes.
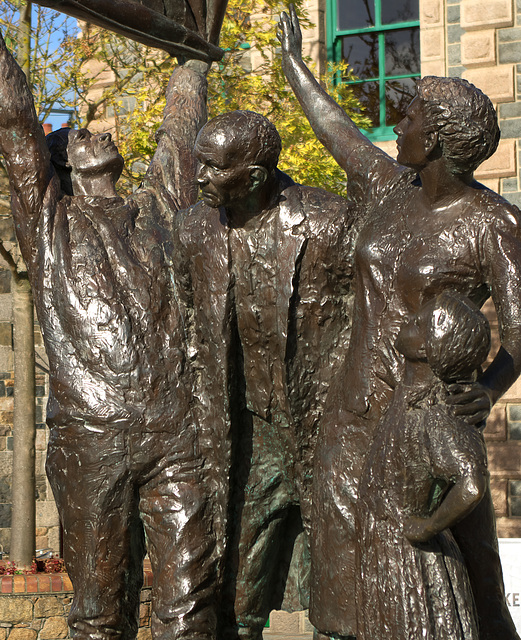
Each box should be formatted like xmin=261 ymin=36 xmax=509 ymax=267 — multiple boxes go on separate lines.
xmin=46 ymin=423 xmax=146 ymax=640
xmin=47 ymin=421 xmax=219 ymax=640
xmin=139 ymin=427 xmax=219 ymax=640
xmin=230 ymin=415 xmax=300 ymax=640
xmin=308 ymin=409 xmax=372 ymax=639
xmin=451 ymin=481 xmax=520 ymax=640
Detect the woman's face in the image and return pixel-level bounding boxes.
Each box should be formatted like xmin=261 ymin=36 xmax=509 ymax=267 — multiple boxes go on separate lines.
xmin=393 ymin=98 xmax=431 ymax=170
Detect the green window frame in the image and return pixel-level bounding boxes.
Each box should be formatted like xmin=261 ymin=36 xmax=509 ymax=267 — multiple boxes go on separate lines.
xmin=326 ymin=0 xmax=420 ymax=140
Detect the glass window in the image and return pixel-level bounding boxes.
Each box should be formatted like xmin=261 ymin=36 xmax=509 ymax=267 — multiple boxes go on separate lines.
xmin=381 ymin=0 xmax=418 ymax=25
xmin=328 ymin=0 xmax=420 ymax=139
xmin=337 ymin=0 xmax=374 ymax=30
xmin=341 ymin=34 xmax=378 ymax=79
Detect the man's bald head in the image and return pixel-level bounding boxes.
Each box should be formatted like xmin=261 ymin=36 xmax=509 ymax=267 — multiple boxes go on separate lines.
xmin=197 ymin=110 xmax=282 ymax=173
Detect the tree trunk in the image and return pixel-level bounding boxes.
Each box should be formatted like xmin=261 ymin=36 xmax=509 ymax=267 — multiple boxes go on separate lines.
xmin=10 ymin=274 xmax=36 ymax=568
xmin=10 ymin=1 xmax=36 ymax=569
xmin=18 ymin=2 xmax=32 ymax=80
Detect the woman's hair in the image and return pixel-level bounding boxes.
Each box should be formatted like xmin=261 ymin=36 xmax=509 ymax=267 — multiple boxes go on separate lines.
xmin=417 ymin=76 xmax=500 ymax=176
xmin=425 ymin=291 xmax=491 ymax=382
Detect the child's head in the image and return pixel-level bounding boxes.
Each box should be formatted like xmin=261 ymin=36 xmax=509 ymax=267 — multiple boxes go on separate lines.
xmin=396 ymin=291 xmax=491 ymax=382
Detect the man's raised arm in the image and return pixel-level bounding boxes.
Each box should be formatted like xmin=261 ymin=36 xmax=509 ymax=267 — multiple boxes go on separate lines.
xmin=278 ymin=6 xmax=396 ymax=203
xmin=0 ymin=32 xmax=52 ymax=265
xmin=144 ymin=59 xmax=208 ymax=210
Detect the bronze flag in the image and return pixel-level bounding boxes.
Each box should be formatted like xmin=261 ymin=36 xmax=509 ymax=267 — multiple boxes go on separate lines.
xmin=34 ymin=0 xmax=227 ymax=61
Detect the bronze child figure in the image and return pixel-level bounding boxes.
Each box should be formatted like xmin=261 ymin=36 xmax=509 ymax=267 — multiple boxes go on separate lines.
xmin=356 ymin=291 xmax=490 ymax=640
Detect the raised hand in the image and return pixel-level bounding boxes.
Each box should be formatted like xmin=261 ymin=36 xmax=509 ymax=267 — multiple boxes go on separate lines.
xmin=277 ymin=4 xmax=303 ymax=61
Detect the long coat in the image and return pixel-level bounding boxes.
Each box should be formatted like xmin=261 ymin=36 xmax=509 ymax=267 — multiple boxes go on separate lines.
xmin=173 ymin=170 xmax=360 ymax=605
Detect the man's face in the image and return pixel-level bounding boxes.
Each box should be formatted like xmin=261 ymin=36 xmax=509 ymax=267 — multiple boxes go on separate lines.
xmin=67 ymin=129 xmax=124 ymax=176
xmin=195 ymin=128 xmax=255 ymax=209
xmin=393 ymin=98 xmax=431 ymax=170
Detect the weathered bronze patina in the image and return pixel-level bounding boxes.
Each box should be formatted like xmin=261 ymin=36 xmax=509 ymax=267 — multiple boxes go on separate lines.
xmin=279 ymin=7 xmax=521 ymax=640
xmin=173 ymin=109 xmax=356 ymax=639
xmin=34 ymin=0 xmax=226 ymax=61
xmin=0 ymin=31 xmax=221 ymax=639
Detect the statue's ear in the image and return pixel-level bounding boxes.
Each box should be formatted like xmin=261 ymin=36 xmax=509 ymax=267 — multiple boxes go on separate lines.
xmin=425 ymin=130 xmax=439 ymax=157
xmin=249 ymin=166 xmax=268 ymax=191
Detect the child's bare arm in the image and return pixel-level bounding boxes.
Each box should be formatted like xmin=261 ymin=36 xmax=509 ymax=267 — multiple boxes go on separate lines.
xmin=404 ymin=470 xmax=487 ymax=543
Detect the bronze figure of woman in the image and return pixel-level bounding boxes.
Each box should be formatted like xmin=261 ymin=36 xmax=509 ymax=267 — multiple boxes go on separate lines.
xmin=279 ymin=7 xmax=521 ymax=640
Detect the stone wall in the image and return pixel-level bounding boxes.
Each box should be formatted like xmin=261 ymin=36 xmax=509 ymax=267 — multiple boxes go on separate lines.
xmin=445 ymin=0 xmax=521 ymax=204
xmin=0 ymin=573 xmax=152 ymax=640
xmin=477 ymin=300 xmax=521 ymax=537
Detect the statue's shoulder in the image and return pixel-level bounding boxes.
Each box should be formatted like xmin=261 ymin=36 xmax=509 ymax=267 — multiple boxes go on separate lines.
xmin=472 ymin=182 xmax=521 ymax=231
xmin=175 ymin=200 xmax=227 ymax=245
xmin=281 ymin=175 xmax=352 ymax=211
xmin=280 ymin=179 xmax=357 ymax=239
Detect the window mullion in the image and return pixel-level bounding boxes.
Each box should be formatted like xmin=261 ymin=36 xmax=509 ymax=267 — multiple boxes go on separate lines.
xmin=375 ymin=0 xmax=382 ymax=28
xmin=378 ymin=31 xmax=386 ymax=129
xmin=334 ymin=21 xmax=419 ymax=37
xmin=326 ymin=0 xmax=337 ymax=61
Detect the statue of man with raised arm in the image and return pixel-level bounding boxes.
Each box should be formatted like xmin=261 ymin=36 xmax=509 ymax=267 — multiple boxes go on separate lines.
xmin=0 ymin=29 xmax=221 ymax=640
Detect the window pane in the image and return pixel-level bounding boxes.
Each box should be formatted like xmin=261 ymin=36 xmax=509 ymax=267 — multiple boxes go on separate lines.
xmin=349 ymin=81 xmax=381 ymax=128
xmin=341 ymin=34 xmax=379 ymax=79
xmin=385 ymin=77 xmax=417 ymax=126
xmin=384 ymin=28 xmax=420 ymax=76
xmin=337 ymin=0 xmax=375 ymax=30
xmin=381 ymin=0 xmax=419 ymax=25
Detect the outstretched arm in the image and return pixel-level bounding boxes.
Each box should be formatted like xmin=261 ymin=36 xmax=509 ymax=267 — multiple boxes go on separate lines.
xmin=278 ymin=6 xmax=397 ymax=202
xmin=0 ymin=31 xmax=51 ymax=266
xmin=144 ymin=59 xmax=208 ymax=210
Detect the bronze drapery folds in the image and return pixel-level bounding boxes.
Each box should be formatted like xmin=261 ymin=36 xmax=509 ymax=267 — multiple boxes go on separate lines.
xmin=33 ymin=0 xmax=227 ymax=61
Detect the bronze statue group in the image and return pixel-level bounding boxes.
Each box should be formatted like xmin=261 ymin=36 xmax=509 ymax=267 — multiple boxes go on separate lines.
xmin=1 ymin=4 xmax=521 ymax=640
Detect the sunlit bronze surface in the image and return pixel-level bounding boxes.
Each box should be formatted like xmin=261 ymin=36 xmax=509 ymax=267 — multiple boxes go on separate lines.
xmin=0 ymin=30 xmax=219 ymax=639
xmin=34 ymin=0 xmax=226 ymax=60
xmin=279 ymin=7 xmax=521 ymax=640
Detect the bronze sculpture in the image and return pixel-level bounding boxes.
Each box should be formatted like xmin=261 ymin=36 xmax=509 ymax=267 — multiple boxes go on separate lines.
xmin=279 ymin=6 xmax=521 ymax=640
xmin=1 ymin=0 xmax=520 ymax=636
xmin=0 ymin=30 xmax=221 ymax=640
xmin=33 ymin=0 xmax=227 ymax=61
xmin=172 ymin=109 xmax=357 ymax=640
xmin=357 ymin=292 xmax=490 ymax=640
